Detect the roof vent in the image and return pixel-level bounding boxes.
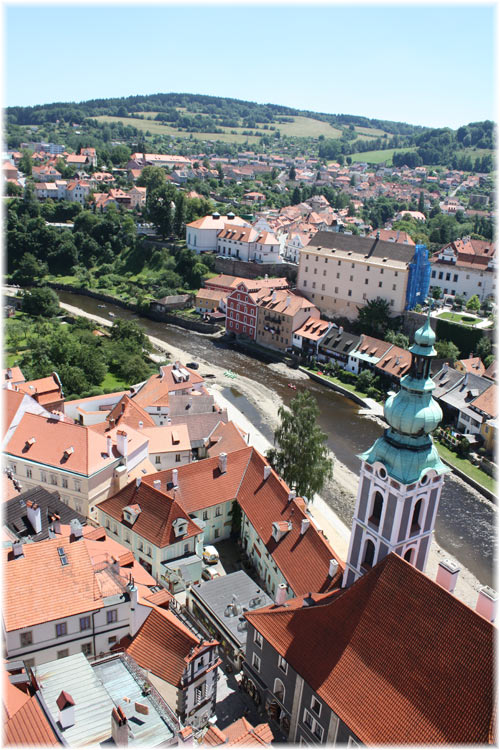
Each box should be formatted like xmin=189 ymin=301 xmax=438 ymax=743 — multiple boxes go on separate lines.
xmin=57 ymin=691 xmax=75 ymax=729
xmin=218 ymin=452 xmax=227 ymax=475
xmin=153 ymin=479 xmax=161 ymax=490
xmin=329 ymin=559 xmax=339 ymax=578
xmin=275 ymin=583 xmax=287 ymax=606
xmin=476 ymin=586 xmax=497 ymax=623
xmin=264 ymin=465 xmax=271 ymax=481
xmin=436 ymin=558 xmax=460 ymax=593
xmin=63 ymin=446 xmax=74 ymax=458
xmin=27 ymin=437 xmax=36 ymax=446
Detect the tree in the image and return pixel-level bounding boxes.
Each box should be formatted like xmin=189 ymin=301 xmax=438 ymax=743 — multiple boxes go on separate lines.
xmin=466 ymin=294 xmax=481 ymax=312
xmin=266 ymin=390 xmax=333 ymax=499
xmin=12 ymin=252 xmax=48 ymax=286
xmin=19 ymin=150 xmax=33 ymax=176
xmin=21 ymin=287 xmax=59 ymax=318
xmin=289 ymin=166 xmax=296 ymax=181
xmin=174 ymin=192 xmax=185 ymax=237
xmin=110 ymin=319 xmax=151 ymax=352
xmin=418 ymin=191 xmax=425 ymax=213
xmin=431 ymin=286 xmax=443 ymax=300
xmin=355 ymin=297 xmax=393 ymax=338
xmin=475 ymin=336 xmax=492 ymax=361
xmin=435 ymin=339 xmax=460 ymax=362
xmin=291 ymin=186 xmax=301 ymax=205
xmin=385 ymin=330 xmax=410 ymax=349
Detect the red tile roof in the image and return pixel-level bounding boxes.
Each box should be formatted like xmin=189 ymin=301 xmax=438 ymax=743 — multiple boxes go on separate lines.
xmin=484 ymin=359 xmax=497 ymax=381
xmin=455 ymin=356 xmax=486 ymax=376
xmin=294 ymin=317 xmax=330 ymax=341
xmin=132 ymin=364 xmax=205 ymax=408
xmin=375 ymin=344 xmax=412 ymax=378
xmin=203 ymin=717 xmax=273 ymax=746
xmin=471 ymin=383 xmax=498 ymax=419
xmin=246 ymin=553 xmax=495 ymax=745
xmin=105 ymin=394 xmax=156 ymax=430
xmin=3 ymin=367 xmax=25 ymax=384
xmin=4 ymin=536 xmax=104 ymax=632
xmin=125 ymin=607 xmax=215 ymax=687
xmin=95 ymin=480 xmax=203 ymax=548
xmin=4 ymin=693 xmax=59 ymax=746
xmin=206 ymin=421 xmax=248 ymax=457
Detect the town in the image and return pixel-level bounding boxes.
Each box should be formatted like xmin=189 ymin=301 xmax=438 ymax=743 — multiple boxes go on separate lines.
xmin=3 ymin=16 xmax=497 ymax=746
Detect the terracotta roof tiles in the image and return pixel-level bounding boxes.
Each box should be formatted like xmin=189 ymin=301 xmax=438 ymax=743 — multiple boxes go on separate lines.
xmin=4 ymin=693 xmax=59 ymax=746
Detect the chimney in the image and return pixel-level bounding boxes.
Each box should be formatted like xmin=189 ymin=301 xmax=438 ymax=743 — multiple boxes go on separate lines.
xmin=288 ymin=490 xmax=296 ymax=503
xmin=6 ymin=367 xmax=12 ymax=380
xmin=442 ymin=362 xmax=449 ymax=373
xmin=300 ymin=518 xmax=310 ymax=535
xmin=218 ymin=452 xmax=227 ymax=474
xmin=272 ymin=290 xmax=277 ymax=302
xmin=264 ymin=465 xmax=271 ymax=481
xmin=111 ymin=705 xmax=128 ymax=746
xmin=70 ymin=519 xmax=83 ymax=540
xmin=111 ymin=556 xmax=120 ymax=575
xmin=172 ymin=468 xmax=179 ymax=488
xmin=329 ymin=559 xmax=339 ymax=578
xmin=107 ymin=435 xmax=113 ymax=458
xmin=27 ymin=501 xmax=42 ymax=535
xmin=275 ymin=583 xmax=287 ymax=606
xmin=153 ymin=479 xmax=161 ymax=490
xmin=179 ymin=726 xmax=194 ymax=746
xmin=12 ymin=540 xmax=23 ymax=559
xmin=127 ymin=580 xmax=142 ymax=636
xmin=136 ymin=477 xmax=141 ymax=489
xmin=436 ymin=558 xmax=460 ymax=593
xmin=476 ymin=586 xmax=497 ymax=623
xmin=116 ymin=430 xmax=128 ymax=458
xmin=52 ymin=514 xmax=61 ymax=534
xmin=56 ymin=691 xmax=75 ymax=729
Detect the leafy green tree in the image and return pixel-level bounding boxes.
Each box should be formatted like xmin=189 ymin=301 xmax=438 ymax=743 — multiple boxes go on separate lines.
xmin=466 ymin=294 xmax=481 ymax=312
xmin=137 ymin=166 xmax=166 ymax=192
xmin=357 ymin=369 xmax=379 ymax=393
xmin=435 ymin=339 xmax=460 ymax=362
xmin=418 ymin=191 xmax=425 ymax=213
xmin=147 ymin=184 xmax=174 ymax=238
xmin=431 ymin=286 xmax=443 ymax=300
xmin=110 ymin=319 xmax=151 ymax=352
xmin=19 ymin=150 xmax=33 ymax=175
xmin=355 ymin=297 xmax=393 ymax=338
xmin=174 ymin=192 xmax=186 ymax=237
xmin=21 ymin=287 xmax=60 ymax=317
xmin=266 ymin=390 xmax=333 ymax=499
xmin=385 ymin=330 xmax=410 ymax=349
xmin=117 ymin=354 xmax=151 ymax=384
xmin=12 ymin=252 xmax=48 ymax=286
xmin=6 ymin=181 xmax=22 ymax=196
xmin=291 ymin=186 xmax=301 ymax=205
xmin=289 ymin=166 xmax=296 ymax=181
xmin=475 ymin=336 xmax=492 ymax=361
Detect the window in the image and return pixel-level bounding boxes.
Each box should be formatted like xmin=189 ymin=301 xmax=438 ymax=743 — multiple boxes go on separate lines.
xmin=26 ymin=468 xmax=32 ymax=479
xmin=203 ymin=510 xmax=209 ymax=521
xmin=305 ymin=266 xmax=309 ymax=273
xmin=273 ymin=678 xmax=285 ymax=703
xmin=146 ymin=546 xmax=152 ymax=556
xmin=404 ymin=548 xmax=414 ymax=563
xmin=411 ymin=499 xmax=423 ymax=534
xmin=431 ymin=270 xmax=436 ymax=278
xmin=254 ymin=631 xmax=263 ymax=648
xmin=335 ymin=287 xmax=339 ymax=293
xmin=62 ymin=477 xmax=68 ymax=488
xmin=194 ymin=682 xmax=207 ymax=703
xmin=155 ymin=456 xmax=161 ymax=464
xmin=323 ymin=270 xmax=326 ymax=276
xmin=303 ymin=709 xmax=314 ymax=730
xmin=453 ymin=274 xmax=458 ymax=282
xmin=361 ymin=539 xmax=375 ymax=571
xmin=369 ymin=491 xmax=384 ymax=529
xmin=311 ymin=697 xmax=321 ymax=717
xmin=74 ymin=480 xmax=81 ymax=493
xmin=50 ymin=474 xmax=58 ymax=486
xmin=380 ymin=269 xmax=384 ymax=275
xmin=446 ymin=273 xmax=451 ymax=281
xmin=214 ymin=528 xmax=220 ymax=539
xmin=364 ymin=278 xmax=368 ymax=284
xmin=348 ymin=290 xmax=352 ymax=297
xmin=252 ymin=653 xmax=261 ymax=672
xmin=55 ymin=622 xmax=67 ymax=638
xmin=81 ymin=643 xmax=92 ymax=657
xmin=392 ymin=284 xmax=396 ymax=291
xmin=336 ymin=273 xmax=340 ymax=279
xmin=277 ymin=654 xmax=288 ymax=673
xmin=378 ymin=281 xmax=382 ymax=288
xmin=347 ymin=738 xmax=361 ymax=747
xmin=138 ymin=541 xmax=143 ymax=551
xmin=80 ymin=616 xmax=91 ymax=631
xmin=108 ymin=635 xmax=117 ymax=645
xmin=438 ymin=272 xmax=443 ymax=280
xmin=20 ymin=631 xmax=33 ymax=647
xmin=107 ymin=609 xmax=118 ymax=624
xmin=313 ymin=723 xmax=324 ymax=741
xmin=57 ymin=650 xmax=69 ymax=660
xmin=312 ymin=282 xmax=316 ymax=289
xmin=40 ymin=471 xmax=46 ymax=482
xmin=215 ymin=507 xmax=222 ymax=517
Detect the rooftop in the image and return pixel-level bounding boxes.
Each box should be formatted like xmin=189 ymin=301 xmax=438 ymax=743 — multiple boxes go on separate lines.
xmin=4 ymin=485 xmax=87 ymax=543
xmin=34 ymin=652 xmax=176 ymax=746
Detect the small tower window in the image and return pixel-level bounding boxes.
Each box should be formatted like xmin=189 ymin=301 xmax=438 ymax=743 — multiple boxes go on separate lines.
xmin=368 ymin=492 xmax=384 ymax=530
xmin=411 ymin=499 xmax=423 ymax=535
xmin=404 ymin=548 xmax=415 ymax=563
xmin=361 ymin=539 xmax=375 ymax=571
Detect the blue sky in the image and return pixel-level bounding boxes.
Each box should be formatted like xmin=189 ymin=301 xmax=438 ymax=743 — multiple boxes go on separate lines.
xmin=5 ymin=4 xmax=496 ymax=129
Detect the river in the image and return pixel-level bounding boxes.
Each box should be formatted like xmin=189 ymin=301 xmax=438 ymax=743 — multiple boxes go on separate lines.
xmin=56 ymin=290 xmax=497 ymax=587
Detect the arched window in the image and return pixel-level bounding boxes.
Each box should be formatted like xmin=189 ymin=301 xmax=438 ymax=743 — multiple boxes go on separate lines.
xmin=411 ymin=499 xmax=423 ymax=534
xmin=273 ymin=678 xmax=285 ymax=704
xmin=404 ymin=548 xmax=414 ymax=563
xmin=361 ymin=539 xmax=375 ymax=571
xmin=368 ymin=491 xmax=384 ymax=529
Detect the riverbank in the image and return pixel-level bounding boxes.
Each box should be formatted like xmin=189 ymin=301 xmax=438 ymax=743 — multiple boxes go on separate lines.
xmin=57 ymin=299 xmax=490 ymax=607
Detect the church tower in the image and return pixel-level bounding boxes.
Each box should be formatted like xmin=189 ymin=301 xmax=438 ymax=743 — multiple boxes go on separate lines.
xmin=343 ymin=315 xmax=449 ymax=587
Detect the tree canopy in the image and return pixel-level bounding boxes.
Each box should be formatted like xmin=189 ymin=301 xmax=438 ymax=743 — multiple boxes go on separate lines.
xmin=266 ymin=390 xmax=333 ymax=499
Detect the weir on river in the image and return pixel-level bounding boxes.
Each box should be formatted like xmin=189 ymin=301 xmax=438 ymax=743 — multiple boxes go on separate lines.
xmin=56 ymin=290 xmax=496 ymax=587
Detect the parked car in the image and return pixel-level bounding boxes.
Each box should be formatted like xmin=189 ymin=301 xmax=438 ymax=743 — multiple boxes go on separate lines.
xmin=202 ymin=545 xmax=219 ymax=565
xmin=186 ymin=362 xmax=199 ymax=370
xmin=202 ymin=567 xmax=221 ymax=581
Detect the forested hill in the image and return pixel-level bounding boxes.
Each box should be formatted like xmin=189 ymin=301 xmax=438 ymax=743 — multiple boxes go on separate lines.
xmin=6 ymin=91 xmax=425 ymax=136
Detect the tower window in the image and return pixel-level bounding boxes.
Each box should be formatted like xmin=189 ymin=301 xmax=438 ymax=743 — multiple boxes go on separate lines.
xmin=404 ymin=548 xmax=414 ymax=563
xmin=361 ymin=539 xmax=375 ymax=572
xmin=411 ymin=499 xmax=423 ymax=535
xmin=368 ymin=492 xmax=384 ymax=530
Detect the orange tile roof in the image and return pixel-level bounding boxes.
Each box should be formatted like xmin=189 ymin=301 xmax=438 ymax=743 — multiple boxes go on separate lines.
xmin=95 ymin=480 xmax=203 ymax=548
xmin=3 ymin=388 xmax=26 ymax=439
xmin=3 ymin=670 xmax=30 ymax=719
xmin=17 ymin=374 xmax=62 ymax=406
xmin=142 ymin=447 xmax=254 ymax=514
xmin=4 ymin=536 xmax=104 ymax=632
xmin=471 ymin=383 xmax=498 ymax=418
xmin=207 ymin=421 xmax=248 ymax=458
xmin=203 ymin=717 xmax=273 ymax=746
xmin=4 ymin=693 xmax=59 ymax=746
xmin=3 ymin=367 xmax=25 ymax=384
xmin=245 ymin=553 xmax=494 ymax=745
xmin=354 ymin=334 xmax=392 ymax=359
xmin=257 ymin=290 xmax=317 ymax=318
xmin=105 ymin=394 xmax=156 ymax=430
xmin=293 ymin=316 xmax=330 ymax=341
xmin=6 ymin=412 xmax=119 ymax=476
xmin=83 ymin=530 xmax=157 ymax=588
xmin=126 ymin=607 xmax=206 ymax=687
xmin=456 ymin=356 xmax=486 ymax=376
xmin=375 ymin=344 xmax=412 ymax=378
xmin=141 ymin=423 xmax=190 ymax=454
xmin=132 ymin=364 xmax=205 ymax=408
xmin=484 ymin=359 xmax=497 ymax=381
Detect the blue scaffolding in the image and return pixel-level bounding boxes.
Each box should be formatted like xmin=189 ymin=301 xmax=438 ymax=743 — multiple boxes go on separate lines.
xmin=405 ymin=244 xmax=431 ymax=310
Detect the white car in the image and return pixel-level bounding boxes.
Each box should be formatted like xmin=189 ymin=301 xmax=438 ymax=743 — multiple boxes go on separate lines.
xmin=202 ymin=545 xmax=219 ymax=564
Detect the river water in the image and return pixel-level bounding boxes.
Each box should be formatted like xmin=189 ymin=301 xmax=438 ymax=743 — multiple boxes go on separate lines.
xmin=57 ymin=291 xmax=496 ymax=587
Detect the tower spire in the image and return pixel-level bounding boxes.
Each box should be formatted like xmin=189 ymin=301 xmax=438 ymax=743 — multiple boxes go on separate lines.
xmin=343 ymin=317 xmax=449 ymax=587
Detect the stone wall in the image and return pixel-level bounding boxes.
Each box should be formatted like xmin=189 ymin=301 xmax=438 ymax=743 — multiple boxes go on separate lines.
xmin=214 ymin=257 xmax=298 ymax=285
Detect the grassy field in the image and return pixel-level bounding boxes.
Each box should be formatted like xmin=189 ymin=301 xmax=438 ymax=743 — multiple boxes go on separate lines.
xmin=95 ymin=116 xmax=262 ymax=144
xmin=353 ymin=125 xmax=387 ymax=137
xmin=437 ymin=311 xmax=481 ymax=327
xmin=275 ymin=116 xmax=342 ymax=138
xmin=436 ymin=442 xmax=495 ymax=493
xmin=345 ymin=146 xmax=418 ymax=165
